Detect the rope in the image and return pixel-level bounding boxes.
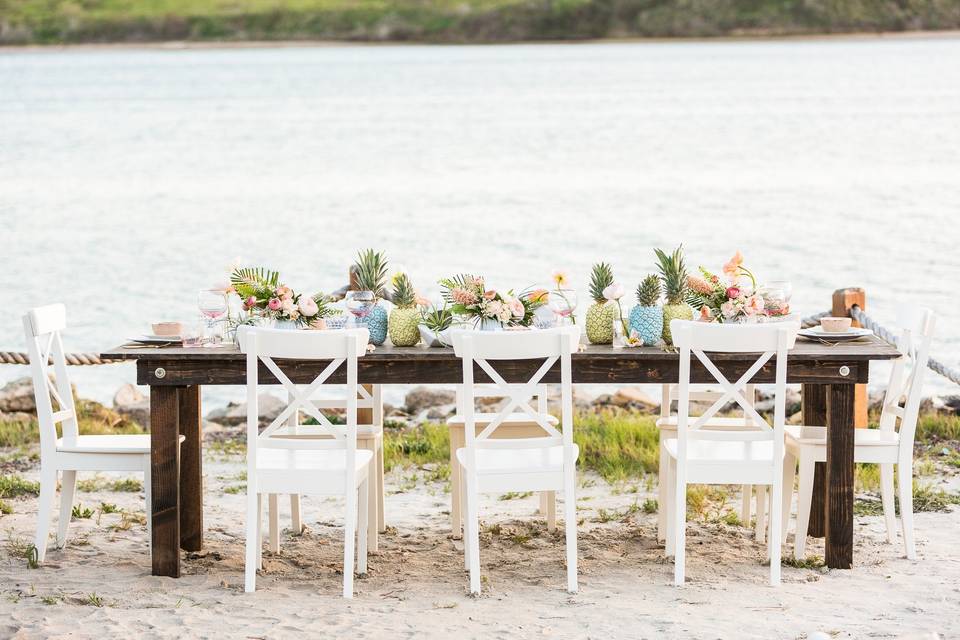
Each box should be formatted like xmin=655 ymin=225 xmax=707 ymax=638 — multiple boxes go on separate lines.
xmin=850 ymin=305 xmax=960 ymax=387
xmin=0 ymin=351 xmax=120 ymax=366
xmin=800 ymin=311 xmax=830 ymax=328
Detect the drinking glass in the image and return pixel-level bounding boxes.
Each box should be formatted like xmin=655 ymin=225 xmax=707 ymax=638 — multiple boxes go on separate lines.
xmin=760 ymin=280 xmax=792 ymax=317
xmin=548 ymin=289 xmax=578 ymax=326
xmin=198 ymin=289 xmax=227 ymax=347
xmin=345 ymin=290 xmax=375 ymax=327
xmin=182 ymin=322 xmax=204 ymax=348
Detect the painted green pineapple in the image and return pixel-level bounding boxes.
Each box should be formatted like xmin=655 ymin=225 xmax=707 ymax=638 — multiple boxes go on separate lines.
xmin=628 ymin=274 xmax=664 ymax=346
xmin=354 ymin=248 xmax=389 ymax=345
xmin=656 ymin=246 xmax=693 ymax=345
xmin=388 ymin=273 xmax=420 ymax=347
xmin=585 ymin=262 xmax=616 ymax=344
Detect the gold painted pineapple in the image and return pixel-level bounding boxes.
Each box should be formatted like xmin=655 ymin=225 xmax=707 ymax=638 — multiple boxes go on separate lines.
xmin=585 ymin=262 xmax=616 ymax=344
xmin=655 ymin=246 xmax=693 ymax=344
xmin=388 ymin=273 xmax=421 ymax=347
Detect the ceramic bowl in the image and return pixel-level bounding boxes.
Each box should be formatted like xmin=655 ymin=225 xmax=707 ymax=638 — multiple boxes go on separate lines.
xmin=152 ymin=321 xmax=184 ymax=336
xmin=820 ymin=317 xmax=852 ymax=333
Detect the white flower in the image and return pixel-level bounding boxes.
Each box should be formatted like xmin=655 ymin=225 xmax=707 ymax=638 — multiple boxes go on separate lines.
xmin=720 ymin=301 xmax=737 ymax=318
xmin=298 ymin=297 xmax=319 ymax=317
xmin=485 ymin=300 xmax=503 ymax=319
xmin=508 ymin=298 xmax=525 ymax=318
xmin=281 ymin=298 xmax=296 ymax=314
xmin=603 ymin=282 xmax=626 ymax=301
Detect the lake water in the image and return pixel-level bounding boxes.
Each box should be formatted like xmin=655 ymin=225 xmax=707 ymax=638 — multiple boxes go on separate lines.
xmin=1 ymin=37 xmax=959 ymax=408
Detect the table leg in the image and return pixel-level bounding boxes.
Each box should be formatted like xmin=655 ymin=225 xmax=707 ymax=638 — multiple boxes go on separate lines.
xmin=825 ymin=383 xmax=855 ymax=569
xmin=801 ymin=384 xmax=827 ymax=538
xmin=179 ymin=385 xmax=203 ymax=552
xmin=150 ymin=386 xmax=181 ymax=577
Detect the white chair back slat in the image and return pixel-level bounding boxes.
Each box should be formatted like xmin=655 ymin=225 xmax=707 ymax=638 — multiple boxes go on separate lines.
xmin=660 ymin=384 xmax=757 ymax=426
xmin=22 ymin=304 xmax=79 ymax=453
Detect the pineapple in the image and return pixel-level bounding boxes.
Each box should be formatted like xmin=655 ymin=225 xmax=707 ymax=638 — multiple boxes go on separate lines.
xmin=628 ymin=274 xmax=663 ymax=346
xmin=354 ymin=249 xmax=389 ymax=345
xmin=655 ymin=246 xmax=693 ymax=344
xmin=388 ymin=273 xmax=421 ymax=347
xmin=585 ymin=262 xmax=616 ymax=344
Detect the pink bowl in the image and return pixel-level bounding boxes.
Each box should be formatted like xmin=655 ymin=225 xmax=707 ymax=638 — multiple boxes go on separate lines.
xmin=152 ymin=322 xmax=184 ymax=337
xmin=820 ymin=317 xmax=852 ymax=333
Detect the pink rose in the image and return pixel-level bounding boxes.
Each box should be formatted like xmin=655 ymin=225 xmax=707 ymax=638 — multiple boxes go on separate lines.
xmin=268 ymin=298 xmax=282 ymax=311
xmin=508 ymin=298 xmax=525 ymax=318
xmin=699 ymin=305 xmax=713 ymax=321
xmin=745 ymin=294 xmax=765 ymax=316
xmin=725 ymin=286 xmax=741 ymax=300
xmin=244 ymin=296 xmax=257 ymax=309
xmin=720 ymin=301 xmax=736 ymax=318
xmin=483 ymin=290 xmax=497 ymax=300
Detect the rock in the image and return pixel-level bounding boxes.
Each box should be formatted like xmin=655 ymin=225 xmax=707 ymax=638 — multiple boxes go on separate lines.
xmin=0 ymin=410 xmax=33 ymax=425
xmin=610 ymin=388 xmax=659 ymax=412
xmin=206 ymin=393 xmax=286 ymax=427
xmin=787 ymin=410 xmax=804 ymax=425
xmin=404 ymin=387 xmax=456 ymax=415
xmin=754 ymin=387 xmax=801 ymax=414
xmin=592 ymin=393 xmax=614 ymax=407
xmin=423 ymin=404 xmax=456 ymax=421
xmin=0 ymin=377 xmax=37 ymax=413
xmin=113 ymin=384 xmax=150 ymax=426
xmin=938 ymin=395 xmax=960 ymax=415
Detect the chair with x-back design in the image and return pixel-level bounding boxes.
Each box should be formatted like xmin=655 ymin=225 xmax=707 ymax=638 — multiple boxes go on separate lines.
xmin=238 ymin=326 xmax=372 ymax=597
xmin=452 ymin=326 xmax=580 ymax=595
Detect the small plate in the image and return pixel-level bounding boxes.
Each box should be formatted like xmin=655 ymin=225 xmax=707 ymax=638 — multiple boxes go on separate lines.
xmin=798 ymin=326 xmax=873 ymax=341
xmin=129 ymin=335 xmax=183 ymax=344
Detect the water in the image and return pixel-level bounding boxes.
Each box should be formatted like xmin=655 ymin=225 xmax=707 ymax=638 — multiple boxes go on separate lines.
xmin=2 ymin=37 xmax=959 ymax=408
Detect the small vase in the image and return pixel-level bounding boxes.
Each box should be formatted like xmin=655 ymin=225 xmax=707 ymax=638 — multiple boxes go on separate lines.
xmin=367 ymin=304 xmax=388 ymax=345
xmin=478 ymin=317 xmax=503 ymax=331
xmin=275 ymin=320 xmax=298 ymax=331
xmin=628 ymin=305 xmax=664 ymax=347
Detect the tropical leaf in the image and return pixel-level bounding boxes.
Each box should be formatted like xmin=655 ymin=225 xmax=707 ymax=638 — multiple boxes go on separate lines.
xmin=438 ymin=274 xmax=478 ymax=303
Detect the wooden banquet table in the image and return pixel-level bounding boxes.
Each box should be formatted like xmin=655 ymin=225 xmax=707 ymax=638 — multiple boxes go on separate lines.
xmin=102 ymin=337 xmax=900 ymax=578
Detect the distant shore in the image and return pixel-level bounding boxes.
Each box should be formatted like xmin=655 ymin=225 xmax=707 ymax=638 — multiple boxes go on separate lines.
xmin=3 ymin=0 xmax=960 ymax=48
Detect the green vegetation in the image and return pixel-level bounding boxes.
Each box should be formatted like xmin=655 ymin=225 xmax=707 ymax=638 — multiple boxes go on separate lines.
xmin=72 ymin=503 xmax=95 ymax=519
xmin=0 ymin=475 xmax=40 ymax=499
xmin=0 ymin=399 xmax=144 ymax=449
xmin=2 ymin=0 xmax=958 ymax=46
xmin=574 ymin=410 xmax=659 ymax=483
xmin=855 ymin=482 xmax=960 ymax=516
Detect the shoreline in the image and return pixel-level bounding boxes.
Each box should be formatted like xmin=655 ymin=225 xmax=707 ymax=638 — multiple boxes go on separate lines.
xmin=3 ymin=29 xmax=960 ymax=53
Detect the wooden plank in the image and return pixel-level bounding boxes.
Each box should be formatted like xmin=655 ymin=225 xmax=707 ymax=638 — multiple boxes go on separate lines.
xmin=824 ymin=383 xmax=856 ymax=569
xmin=801 ymin=383 xmax=827 ymax=538
xmin=832 ymin=288 xmax=869 ymax=428
xmin=150 ymin=387 xmax=181 ymax=577
xmin=178 ymin=385 xmax=203 ymax=552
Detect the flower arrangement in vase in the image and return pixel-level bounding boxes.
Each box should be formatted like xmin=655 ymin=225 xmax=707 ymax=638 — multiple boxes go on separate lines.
xmin=547 ymin=270 xmax=577 ymax=325
xmin=229 ymin=267 xmax=335 ymax=329
xmin=655 ymin=246 xmax=693 ymax=345
xmin=585 ymin=262 xmax=616 ymax=344
xmin=628 ymin=274 xmax=663 ymax=346
xmin=687 ymin=251 xmax=786 ymax=323
xmin=439 ymin=274 xmax=546 ymax=329
xmin=388 ymin=272 xmax=426 ymax=346
xmin=353 ymin=249 xmax=389 ymax=345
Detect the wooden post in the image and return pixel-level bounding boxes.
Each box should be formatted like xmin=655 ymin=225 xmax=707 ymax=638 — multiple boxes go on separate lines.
xmin=151 ymin=387 xmax=181 ymax=577
xmin=832 ymin=288 xmax=868 ymax=428
xmin=825 ymin=383 xmax=856 ymax=569
xmin=801 ymin=384 xmax=827 ymax=538
xmin=178 ymin=385 xmax=203 ymax=552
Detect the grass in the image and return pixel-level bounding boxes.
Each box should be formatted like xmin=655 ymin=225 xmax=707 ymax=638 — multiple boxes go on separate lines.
xmin=0 ymin=475 xmax=40 ymax=499
xmin=3 ymin=0 xmax=959 ymax=46
xmin=0 ymin=399 xmax=144 ymax=449
xmin=71 ymin=503 xmax=94 ymax=519
xmin=383 ymin=422 xmax=449 ymax=472
xmin=854 ymin=482 xmax=960 ymax=516
xmin=499 ymin=491 xmax=533 ymax=501
xmin=0 ymin=500 xmax=11 ymax=515
xmin=573 ymin=410 xmax=659 ymax=483
xmin=782 ymin=555 xmax=825 ymax=569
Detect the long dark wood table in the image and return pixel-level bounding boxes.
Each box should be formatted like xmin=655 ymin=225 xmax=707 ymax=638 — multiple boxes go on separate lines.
xmin=102 ymin=337 xmax=900 ymax=578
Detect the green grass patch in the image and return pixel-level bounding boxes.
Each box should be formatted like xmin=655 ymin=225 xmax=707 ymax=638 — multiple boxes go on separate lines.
xmin=915 ymin=413 xmax=960 ymax=443
xmin=781 ymin=555 xmax=825 ymax=569
xmin=855 ymin=482 xmax=960 ymax=516
xmin=110 ymin=478 xmax=143 ymax=493
xmin=223 ymin=485 xmax=245 ymax=494
xmin=71 ymin=503 xmax=94 ymax=519
xmin=0 ymin=399 xmax=145 ymax=449
xmin=383 ymin=422 xmax=449 ymax=472
xmin=574 ymin=410 xmax=659 ymax=483
xmin=0 ymin=500 xmax=12 ymax=515
xmin=499 ymin=491 xmax=533 ymax=501
xmin=0 ymin=475 xmax=40 ymax=499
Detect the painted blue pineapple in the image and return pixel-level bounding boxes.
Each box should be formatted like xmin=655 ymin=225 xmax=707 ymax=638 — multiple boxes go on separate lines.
xmin=628 ymin=274 xmax=663 ymax=346
xmin=354 ymin=248 xmax=389 ymax=345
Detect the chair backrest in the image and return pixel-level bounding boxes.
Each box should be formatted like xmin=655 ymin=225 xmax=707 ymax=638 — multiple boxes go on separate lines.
xmin=877 ymin=307 xmax=936 ymax=457
xmin=22 ymin=304 xmax=78 ymax=456
xmin=659 ymin=384 xmax=756 ymax=426
xmin=238 ymin=327 xmax=369 ymax=484
xmin=670 ymin=320 xmax=798 ymax=471
xmin=451 ymin=327 xmax=579 ymax=451
xmin=455 ymin=384 xmax=548 ymax=419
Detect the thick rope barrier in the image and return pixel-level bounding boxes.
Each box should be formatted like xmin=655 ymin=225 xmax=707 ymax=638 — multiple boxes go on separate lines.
xmin=850 ymin=305 xmax=960 ymax=387
xmin=0 ymin=351 xmax=120 ymax=366
xmin=800 ymin=311 xmax=830 ymax=328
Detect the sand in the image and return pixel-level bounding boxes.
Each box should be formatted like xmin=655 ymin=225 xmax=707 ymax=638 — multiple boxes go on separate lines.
xmin=1 ymin=454 xmax=957 ymax=640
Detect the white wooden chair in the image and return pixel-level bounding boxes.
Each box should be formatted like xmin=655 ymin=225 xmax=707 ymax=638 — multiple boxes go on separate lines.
xmin=267 ymin=384 xmax=385 ymax=553
xmin=657 ymin=384 xmax=765 ymax=542
xmin=663 ymin=320 xmax=798 ymax=586
xmin=448 ymin=384 xmax=559 ymax=535
xmin=785 ymin=307 xmax=936 ymax=561
xmin=238 ymin=326 xmax=372 ymax=597
xmin=452 ymin=326 xmax=580 ymax=594
xmin=24 ymin=304 xmax=175 ymax=562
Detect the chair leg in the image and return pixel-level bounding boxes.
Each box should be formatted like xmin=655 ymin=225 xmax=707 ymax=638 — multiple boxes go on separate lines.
xmin=781 ymin=453 xmax=797 ymax=546
xmin=144 ymin=463 xmax=152 ymax=545
xmin=754 ymin=488 xmax=766 ymax=544
xmin=657 ymin=434 xmax=669 ymax=542
xmin=57 ymin=470 xmax=77 ymax=549
xmin=898 ymin=463 xmax=916 ymax=560
xmin=794 ymin=455 xmax=815 ymax=560
xmin=343 ymin=479 xmax=358 ymax=598
xmin=664 ymin=456 xmax=675 ymax=557
xmin=564 ymin=469 xmax=578 ymax=593
xmin=879 ymin=463 xmax=897 ymax=544
xmin=244 ymin=488 xmax=259 ymax=592
xmin=673 ymin=465 xmax=686 ymax=586
xmin=460 ymin=470 xmax=470 ymax=570
xmin=256 ymin=494 xmax=263 ymax=570
xmin=268 ymin=494 xmax=280 ymax=553
xmin=545 ymin=491 xmax=557 ymax=532
xmin=357 ymin=480 xmax=369 ymax=576
xmin=465 ymin=474 xmax=481 ymax=595
xmin=367 ymin=461 xmax=379 ymax=553
xmin=35 ymin=467 xmax=57 ymax=563
xmin=449 ymin=427 xmax=464 ymax=537
xmin=741 ymin=485 xmax=753 ymax=527
xmin=376 ymin=436 xmax=386 ymax=534
xmin=769 ymin=480 xmax=782 ymax=586
xmin=290 ymin=494 xmax=302 ymax=535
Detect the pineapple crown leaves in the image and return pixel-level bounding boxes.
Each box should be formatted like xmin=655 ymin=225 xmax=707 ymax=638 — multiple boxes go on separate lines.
xmin=588 ymin=262 xmax=614 ymax=304
xmin=654 ymin=245 xmax=689 ymax=305
xmin=636 ymin=274 xmax=661 ymax=307
xmin=391 ymin=273 xmax=416 ymax=308
xmin=353 ymin=249 xmax=389 ymax=299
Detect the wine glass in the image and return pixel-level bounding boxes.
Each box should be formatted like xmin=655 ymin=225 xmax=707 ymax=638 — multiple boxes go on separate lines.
xmin=548 ymin=288 xmax=578 ymax=326
xmin=198 ymin=289 xmax=227 ymax=347
xmin=345 ymin=290 xmax=375 ymax=327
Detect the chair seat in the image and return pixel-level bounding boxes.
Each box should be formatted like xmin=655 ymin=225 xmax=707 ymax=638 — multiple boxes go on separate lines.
xmin=269 ymin=423 xmax=383 ymax=439
xmin=56 ymin=434 xmax=180 ymax=454
xmin=656 ymin=416 xmax=761 ymax=430
xmin=448 ymin=413 xmax=559 ymax=427
xmin=785 ymin=424 xmax=900 ymax=447
xmin=663 ymin=438 xmax=779 ymax=464
xmin=255 ymin=448 xmax=373 ymax=495
xmin=456 ymin=442 xmax=578 ymax=475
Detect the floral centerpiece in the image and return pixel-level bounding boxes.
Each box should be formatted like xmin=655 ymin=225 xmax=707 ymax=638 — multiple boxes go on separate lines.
xmin=229 ymin=267 xmax=336 ymax=328
xmin=686 ymin=251 xmax=789 ymax=323
xmin=439 ymin=274 xmax=546 ymax=329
